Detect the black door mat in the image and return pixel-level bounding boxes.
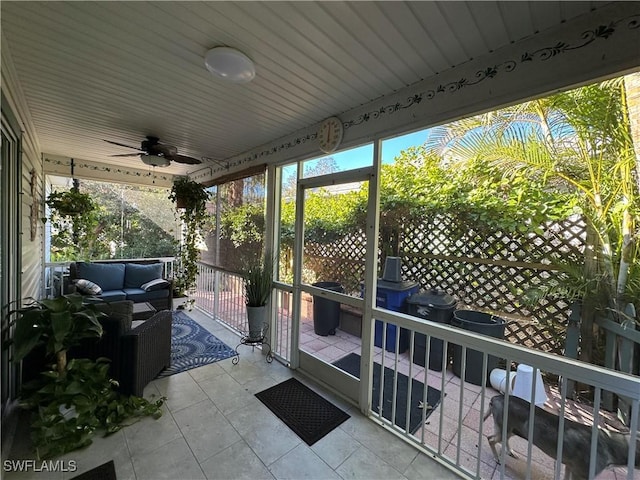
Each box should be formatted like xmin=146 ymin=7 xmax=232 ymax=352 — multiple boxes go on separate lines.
xmin=71 ymin=460 xmax=116 ymax=480
xmin=255 ymin=377 xmax=350 ymax=446
xmin=333 ymin=353 xmax=441 ymax=433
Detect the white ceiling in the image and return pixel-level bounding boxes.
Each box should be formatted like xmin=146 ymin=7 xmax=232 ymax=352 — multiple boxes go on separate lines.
xmin=1 ymin=1 xmax=610 ymax=176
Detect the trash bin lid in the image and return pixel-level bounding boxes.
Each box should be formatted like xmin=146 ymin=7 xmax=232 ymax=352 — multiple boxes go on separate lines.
xmin=407 ymin=289 xmax=456 ymax=309
xmin=375 ymin=279 xmax=419 ymax=292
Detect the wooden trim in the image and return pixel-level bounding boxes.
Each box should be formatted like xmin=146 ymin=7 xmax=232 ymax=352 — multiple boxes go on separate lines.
xmin=202 ymin=164 xmax=266 ymax=187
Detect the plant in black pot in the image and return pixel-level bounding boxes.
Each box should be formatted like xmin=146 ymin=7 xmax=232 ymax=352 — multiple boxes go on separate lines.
xmin=6 ymin=294 xmax=164 ymax=459
xmin=243 ymin=253 xmax=274 ymax=341
xmin=168 ymin=177 xmax=211 ymax=304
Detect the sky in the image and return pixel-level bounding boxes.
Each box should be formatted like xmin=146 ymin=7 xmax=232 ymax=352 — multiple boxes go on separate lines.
xmin=308 ymin=127 xmax=431 ymax=174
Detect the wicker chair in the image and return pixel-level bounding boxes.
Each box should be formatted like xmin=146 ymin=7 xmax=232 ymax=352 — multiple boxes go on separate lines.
xmin=119 ymin=309 xmax=172 ymax=396
xmin=22 ymin=301 xmax=172 ymax=397
xmin=88 ymin=300 xmax=172 ymax=396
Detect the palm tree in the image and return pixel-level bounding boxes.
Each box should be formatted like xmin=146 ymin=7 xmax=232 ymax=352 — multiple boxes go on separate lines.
xmin=425 ymin=79 xmax=639 ymax=365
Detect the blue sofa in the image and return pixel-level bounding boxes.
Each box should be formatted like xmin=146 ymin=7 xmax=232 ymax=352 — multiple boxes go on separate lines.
xmin=69 ymin=260 xmax=172 ymax=311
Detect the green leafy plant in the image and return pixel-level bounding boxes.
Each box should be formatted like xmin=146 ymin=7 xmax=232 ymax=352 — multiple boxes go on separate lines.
xmin=168 ymin=177 xmax=211 ymax=295
xmin=46 ymin=189 xmax=95 ymax=217
xmin=11 ymin=294 xmax=105 ymax=374
xmin=243 ymin=252 xmax=274 ymax=307
xmin=46 ymin=188 xmax=98 ymax=261
xmin=20 ymin=358 xmax=164 ymax=459
xmin=6 ymin=293 xmax=165 ymax=459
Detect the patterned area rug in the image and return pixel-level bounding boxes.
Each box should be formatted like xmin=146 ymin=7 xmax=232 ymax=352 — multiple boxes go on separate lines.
xmin=255 ymin=378 xmax=350 ymax=445
xmin=157 ymin=311 xmax=236 ymax=378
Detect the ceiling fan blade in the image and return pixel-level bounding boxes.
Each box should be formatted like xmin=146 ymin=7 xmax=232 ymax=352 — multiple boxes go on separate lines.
xmin=110 ymin=153 xmax=143 ymax=157
xmin=170 ymin=154 xmax=202 ymax=165
xmin=104 ymin=139 xmax=143 ymax=151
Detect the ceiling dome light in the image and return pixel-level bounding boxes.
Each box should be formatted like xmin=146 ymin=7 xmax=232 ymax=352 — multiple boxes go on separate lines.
xmin=141 ymin=154 xmax=170 ymax=168
xmin=204 ymin=47 xmax=255 ymax=84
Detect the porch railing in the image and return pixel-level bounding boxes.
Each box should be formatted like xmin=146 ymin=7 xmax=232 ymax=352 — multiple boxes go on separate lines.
xmin=368 ymin=309 xmax=639 ymax=480
xmin=195 ymin=262 xmax=246 ymax=334
xmin=194 ymin=262 xmax=293 ymax=363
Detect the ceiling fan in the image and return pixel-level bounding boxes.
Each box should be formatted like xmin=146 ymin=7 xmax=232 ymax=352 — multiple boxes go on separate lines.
xmin=104 ymin=136 xmax=202 ymax=167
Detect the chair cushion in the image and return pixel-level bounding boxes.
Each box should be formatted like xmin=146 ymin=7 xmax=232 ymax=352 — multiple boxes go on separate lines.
xmin=76 ymin=262 xmax=126 ymax=291
xmin=124 ymin=263 xmax=164 ymax=289
xmin=123 ymin=288 xmax=170 ymax=302
xmin=75 ymin=278 xmax=102 ymax=295
xmin=141 ymin=278 xmax=170 ymax=292
xmin=99 ymin=290 xmax=128 ymax=302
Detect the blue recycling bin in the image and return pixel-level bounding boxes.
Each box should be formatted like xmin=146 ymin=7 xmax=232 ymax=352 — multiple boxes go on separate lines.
xmin=363 ymin=279 xmax=419 ymax=353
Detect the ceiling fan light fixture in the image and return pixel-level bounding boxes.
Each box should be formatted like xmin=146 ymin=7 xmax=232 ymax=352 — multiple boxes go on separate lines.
xmin=141 ymin=154 xmax=170 ymax=168
xmin=204 ymin=47 xmax=255 ymax=84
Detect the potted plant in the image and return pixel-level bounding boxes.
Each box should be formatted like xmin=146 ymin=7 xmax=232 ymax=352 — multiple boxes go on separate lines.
xmin=242 ymin=252 xmax=274 ymax=341
xmin=168 ymin=177 xmax=211 ymax=300
xmin=6 ymin=294 xmax=164 ymax=459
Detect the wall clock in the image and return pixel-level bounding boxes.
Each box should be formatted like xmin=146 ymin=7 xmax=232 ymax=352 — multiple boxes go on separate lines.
xmin=317 ymin=116 xmax=344 ymax=154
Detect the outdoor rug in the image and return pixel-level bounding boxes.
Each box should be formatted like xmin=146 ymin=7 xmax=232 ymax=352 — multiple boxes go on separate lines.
xmin=157 ymin=311 xmax=236 ymax=378
xmin=333 ymin=353 xmax=441 ymax=433
xmin=255 ymin=377 xmax=350 ymax=446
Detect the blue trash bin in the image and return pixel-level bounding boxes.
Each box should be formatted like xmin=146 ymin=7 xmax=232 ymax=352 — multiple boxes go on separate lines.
xmin=363 ymin=279 xmax=419 ymax=353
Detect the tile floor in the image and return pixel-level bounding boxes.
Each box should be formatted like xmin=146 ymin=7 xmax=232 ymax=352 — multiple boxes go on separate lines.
xmin=4 ymin=309 xmax=459 ymax=480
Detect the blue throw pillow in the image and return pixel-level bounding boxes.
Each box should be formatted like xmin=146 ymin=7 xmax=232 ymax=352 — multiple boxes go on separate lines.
xmin=124 ymin=263 xmax=164 ymax=288
xmin=76 ymin=262 xmax=126 ymax=291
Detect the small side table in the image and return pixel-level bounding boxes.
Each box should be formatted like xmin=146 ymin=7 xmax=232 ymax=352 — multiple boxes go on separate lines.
xmin=232 ymin=323 xmax=273 ymax=364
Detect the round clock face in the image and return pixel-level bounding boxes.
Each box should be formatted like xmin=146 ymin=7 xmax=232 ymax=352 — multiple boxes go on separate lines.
xmin=317 ymin=116 xmax=344 ymax=154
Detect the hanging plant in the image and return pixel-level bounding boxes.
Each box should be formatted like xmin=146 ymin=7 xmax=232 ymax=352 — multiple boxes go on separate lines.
xmin=168 ymin=177 xmax=211 ymax=296
xmin=46 ymin=187 xmax=98 ymax=261
xmin=46 ymin=189 xmax=96 ymax=217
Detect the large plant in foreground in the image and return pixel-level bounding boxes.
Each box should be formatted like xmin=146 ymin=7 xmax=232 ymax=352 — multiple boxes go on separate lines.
xmin=7 ymin=294 xmax=164 ymax=458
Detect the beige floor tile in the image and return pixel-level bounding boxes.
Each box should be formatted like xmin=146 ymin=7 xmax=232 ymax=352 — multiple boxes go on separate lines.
xmin=404 ymin=452 xmax=461 ymax=480
xmin=173 ymin=399 xmax=241 ymax=463
xmin=131 ymin=437 xmax=205 ymax=480
xmin=311 ymin=425 xmax=361 ymax=469
xmin=224 ymin=401 xmax=302 ymax=466
xmin=335 ymin=445 xmax=408 ymax=480
xmin=123 ymin=405 xmax=182 ymax=458
xmin=268 ymin=443 xmax=341 ymax=480
xmin=199 ymin=440 xmax=274 ymax=480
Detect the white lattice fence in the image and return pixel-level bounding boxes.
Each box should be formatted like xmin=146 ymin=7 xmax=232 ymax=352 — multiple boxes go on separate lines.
xmin=304 ymin=215 xmax=587 ymax=353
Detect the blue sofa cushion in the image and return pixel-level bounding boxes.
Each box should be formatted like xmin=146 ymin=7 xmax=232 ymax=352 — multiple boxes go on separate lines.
xmin=99 ymin=290 xmax=128 ymax=302
xmin=124 ymin=263 xmax=164 ymax=289
xmin=123 ymin=288 xmax=170 ymax=302
xmin=76 ymin=262 xmax=126 ymax=291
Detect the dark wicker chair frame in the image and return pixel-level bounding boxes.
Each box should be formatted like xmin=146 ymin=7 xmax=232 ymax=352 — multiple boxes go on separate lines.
xmin=22 ymin=301 xmax=172 ymax=397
